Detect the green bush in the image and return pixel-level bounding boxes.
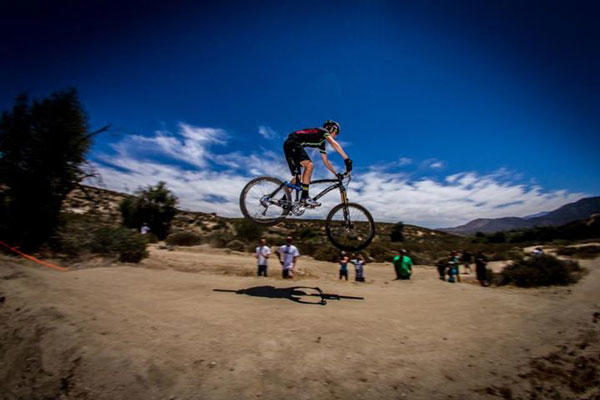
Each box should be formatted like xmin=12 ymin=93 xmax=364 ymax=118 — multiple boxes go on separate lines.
xmin=165 ymin=231 xmax=203 ymax=246
xmin=143 ymin=232 xmax=159 ymax=244
xmin=298 ymin=226 xmax=318 ymax=239
xmin=234 ymin=219 xmax=265 ymax=241
xmin=226 ymin=239 xmax=246 ymax=252
xmin=556 ymin=245 xmax=600 ymax=259
xmin=312 ymin=245 xmax=342 ymax=262
xmin=499 ymin=254 xmax=582 ymax=287
xmin=365 ymin=242 xmax=393 ymax=262
xmin=120 ymin=182 xmax=178 ymax=240
xmin=207 ymin=231 xmax=230 ymax=248
xmin=52 ymin=220 xmax=148 ymax=263
xmin=390 ymin=222 xmax=405 ymax=242
xmin=297 ymin=237 xmax=320 ymax=256
xmin=116 ymin=232 xmax=148 ymax=263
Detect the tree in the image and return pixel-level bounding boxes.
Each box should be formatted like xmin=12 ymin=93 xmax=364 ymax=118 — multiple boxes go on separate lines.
xmin=120 ymin=182 xmax=178 ymax=240
xmin=390 ymin=221 xmax=405 ymax=242
xmin=0 ymin=89 xmax=95 ymax=250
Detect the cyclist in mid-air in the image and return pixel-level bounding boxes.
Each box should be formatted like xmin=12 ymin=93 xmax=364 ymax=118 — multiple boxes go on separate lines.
xmin=283 ymin=120 xmax=352 ymax=207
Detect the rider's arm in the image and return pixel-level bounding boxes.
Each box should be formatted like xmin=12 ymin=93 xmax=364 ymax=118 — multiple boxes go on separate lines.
xmin=320 ymin=152 xmax=338 ymax=176
xmin=326 ymin=136 xmax=349 ymax=160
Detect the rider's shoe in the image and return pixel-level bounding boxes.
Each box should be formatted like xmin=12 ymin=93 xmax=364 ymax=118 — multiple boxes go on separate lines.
xmin=301 ymin=197 xmax=320 ymax=208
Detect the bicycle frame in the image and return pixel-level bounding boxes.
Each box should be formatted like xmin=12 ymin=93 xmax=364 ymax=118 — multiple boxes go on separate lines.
xmin=278 ymin=173 xmax=350 ymax=206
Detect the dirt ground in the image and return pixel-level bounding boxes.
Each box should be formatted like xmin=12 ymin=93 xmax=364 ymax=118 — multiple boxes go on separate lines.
xmin=1 ymin=244 xmax=599 ymax=400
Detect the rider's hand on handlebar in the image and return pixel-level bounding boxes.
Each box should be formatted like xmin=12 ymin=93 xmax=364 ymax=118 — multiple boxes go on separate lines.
xmin=344 ymin=158 xmax=353 ymax=173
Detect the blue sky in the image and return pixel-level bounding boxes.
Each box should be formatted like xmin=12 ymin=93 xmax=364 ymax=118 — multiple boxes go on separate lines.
xmin=1 ymin=1 xmax=599 ymax=227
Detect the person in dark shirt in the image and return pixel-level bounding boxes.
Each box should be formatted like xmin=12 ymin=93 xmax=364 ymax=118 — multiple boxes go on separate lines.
xmin=475 ymin=251 xmax=489 ymax=287
xmin=283 ymin=120 xmax=352 ymax=207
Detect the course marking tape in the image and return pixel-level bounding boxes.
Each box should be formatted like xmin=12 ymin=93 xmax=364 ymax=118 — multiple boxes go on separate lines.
xmin=0 ymin=240 xmax=68 ymax=271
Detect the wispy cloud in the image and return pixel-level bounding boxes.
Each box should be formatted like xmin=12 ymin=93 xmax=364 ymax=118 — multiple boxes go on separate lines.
xmin=258 ymin=125 xmax=278 ymax=140
xmin=88 ymin=123 xmax=587 ymax=228
xmin=398 ymin=157 xmax=412 ymax=166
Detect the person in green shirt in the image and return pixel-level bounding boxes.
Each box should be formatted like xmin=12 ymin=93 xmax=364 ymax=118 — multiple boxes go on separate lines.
xmin=393 ymin=249 xmax=413 ymax=280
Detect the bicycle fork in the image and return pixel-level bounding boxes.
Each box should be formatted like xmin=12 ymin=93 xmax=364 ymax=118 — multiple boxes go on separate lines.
xmin=339 ymin=186 xmax=353 ymax=229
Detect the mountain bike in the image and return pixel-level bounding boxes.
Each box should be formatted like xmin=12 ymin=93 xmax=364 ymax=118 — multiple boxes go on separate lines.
xmin=239 ymin=172 xmax=375 ymax=251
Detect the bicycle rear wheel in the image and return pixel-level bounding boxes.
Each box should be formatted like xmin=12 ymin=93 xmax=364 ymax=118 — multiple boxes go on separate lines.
xmin=325 ymin=202 xmax=375 ymax=251
xmin=239 ymin=176 xmax=291 ymax=225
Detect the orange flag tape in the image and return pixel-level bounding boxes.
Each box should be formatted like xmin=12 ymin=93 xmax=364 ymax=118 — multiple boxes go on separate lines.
xmin=0 ymin=240 xmax=68 ymax=271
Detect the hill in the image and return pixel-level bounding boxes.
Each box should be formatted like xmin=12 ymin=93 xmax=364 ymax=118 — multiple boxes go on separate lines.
xmin=63 ymin=185 xmax=476 ymax=264
xmin=441 ymin=196 xmax=600 ymax=235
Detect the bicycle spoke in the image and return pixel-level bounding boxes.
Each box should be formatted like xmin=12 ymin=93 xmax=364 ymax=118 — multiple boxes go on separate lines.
xmin=240 ymin=177 xmax=290 ymax=223
xmin=326 ymin=203 xmax=375 ymax=251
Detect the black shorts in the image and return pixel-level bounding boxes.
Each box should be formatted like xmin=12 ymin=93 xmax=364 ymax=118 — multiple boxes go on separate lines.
xmin=283 ymin=139 xmax=310 ymax=175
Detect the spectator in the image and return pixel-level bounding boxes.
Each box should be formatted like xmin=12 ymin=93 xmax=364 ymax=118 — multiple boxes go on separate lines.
xmin=531 ymin=247 xmax=544 ymax=256
xmin=351 ymin=253 xmax=366 ymax=282
xmin=460 ymin=250 xmax=472 ymax=274
xmin=393 ymin=249 xmax=413 ymax=280
xmin=255 ymin=238 xmax=271 ymax=277
xmin=277 ymin=236 xmax=299 ymax=279
xmin=436 ymin=258 xmax=447 ymax=281
xmin=339 ymin=251 xmax=349 ymax=280
xmin=140 ymin=222 xmax=150 ymax=235
xmin=447 ymin=251 xmax=460 ymax=283
xmin=475 ymin=251 xmax=489 ymax=287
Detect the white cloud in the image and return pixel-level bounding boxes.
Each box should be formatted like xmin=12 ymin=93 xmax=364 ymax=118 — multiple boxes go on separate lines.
xmin=258 ymin=125 xmax=278 ymax=140
xmin=88 ymin=123 xmax=588 ymax=228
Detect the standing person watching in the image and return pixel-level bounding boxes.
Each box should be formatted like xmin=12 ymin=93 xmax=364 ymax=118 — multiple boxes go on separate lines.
xmin=339 ymin=251 xmax=349 ymax=280
xmin=460 ymin=250 xmax=473 ymax=274
xmin=351 ymin=253 xmax=366 ymax=282
xmin=475 ymin=251 xmax=490 ymax=287
xmin=393 ymin=249 xmax=413 ymax=280
xmin=277 ymin=236 xmax=299 ymax=279
xmin=255 ymin=238 xmax=271 ymax=277
xmin=283 ymin=120 xmax=352 ymax=207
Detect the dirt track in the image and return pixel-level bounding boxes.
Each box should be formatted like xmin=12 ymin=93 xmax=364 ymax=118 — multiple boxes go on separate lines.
xmin=1 ymin=245 xmax=599 ymax=399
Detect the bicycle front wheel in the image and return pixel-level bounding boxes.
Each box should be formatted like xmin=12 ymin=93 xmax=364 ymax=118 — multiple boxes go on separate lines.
xmin=325 ymin=202 xmax=375 ymax=251
xmin=239 ymin=176 xmax=291 ymax=225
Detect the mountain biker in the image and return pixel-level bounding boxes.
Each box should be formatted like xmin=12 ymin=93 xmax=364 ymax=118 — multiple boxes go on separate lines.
xmin=283 ymin=120 xmax=352 ymax=207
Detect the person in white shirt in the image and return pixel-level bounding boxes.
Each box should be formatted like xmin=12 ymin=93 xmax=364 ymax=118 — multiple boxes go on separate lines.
xmin=140 ymin=223 xmax=150 ymax=235
xmin=277 ymin=236 xmax=300 ymax=279
xmin=255 ymin=238 xmax=271 ymax=277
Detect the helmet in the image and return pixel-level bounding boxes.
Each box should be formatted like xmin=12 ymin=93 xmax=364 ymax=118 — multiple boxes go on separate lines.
xmin=323 ymin=120 xmax=340 ymax=134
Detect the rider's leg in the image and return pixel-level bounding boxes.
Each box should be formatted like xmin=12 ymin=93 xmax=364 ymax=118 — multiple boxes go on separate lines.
xmin=300 ymin=159 xmax=313 ymax=199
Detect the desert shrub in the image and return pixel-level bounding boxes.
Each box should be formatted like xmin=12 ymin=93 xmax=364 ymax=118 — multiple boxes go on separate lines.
xmin=298 ymin=226 xmax=318 ymax=239
xmin=234 ymin=219 xmax=265 ymax=241
xmin=120 ymin=182 xmax=178 ymax=240
xmin=143 ymin=232 xmax=159 ymax=244
xmin=115 ymin=232 xmax=148 ymax=263
xmin=312 ymin=245 xmax=342 ymax=262
xmin=488 ymin=231 xmax=506 ymax=243
xmin=226 ymin=239 xmax=246 ymax=252
xmin=365 ymin=242 xmax=394 ymax=262
xmin=499 ymin=254 xmax=581 ymax=287
xmin=165 ymin=231 xmax=202 ymax=246
xmin=207 ymin=231 xmax=230 ymax=248
xmin=297 ymin=237 xmax=321 ymax=256
xmin=53 ymin=221 xmax=148 ymax=263
xmin=390 ymin=222 xmax=405 ymax=242
xmin=556 ymin=245 xmax=600 ymax=259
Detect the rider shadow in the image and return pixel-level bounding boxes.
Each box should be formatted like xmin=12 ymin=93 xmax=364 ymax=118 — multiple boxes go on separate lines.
xmin=213 ymin=286 xmax=364 ymax=306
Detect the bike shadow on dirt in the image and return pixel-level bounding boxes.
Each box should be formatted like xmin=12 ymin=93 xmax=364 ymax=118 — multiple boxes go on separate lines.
xmin=213 ymin=286 xmax=364 ymax=306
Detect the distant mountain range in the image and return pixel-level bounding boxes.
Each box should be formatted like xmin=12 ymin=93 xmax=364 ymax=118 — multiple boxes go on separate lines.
xmin=440 ymin=196 xmax=600 ymax=235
